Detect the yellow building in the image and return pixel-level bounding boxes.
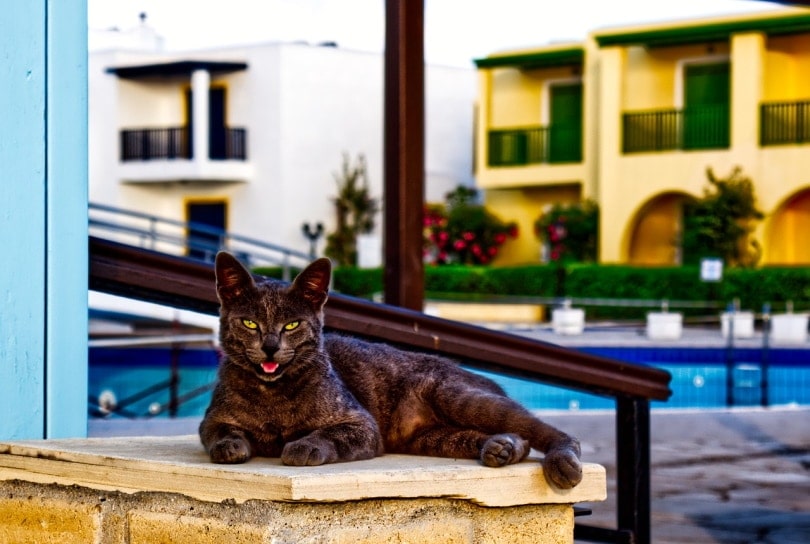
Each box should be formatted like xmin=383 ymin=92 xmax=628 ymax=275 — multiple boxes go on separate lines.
xmin=474 ymin=8 xmax=810 ymax=266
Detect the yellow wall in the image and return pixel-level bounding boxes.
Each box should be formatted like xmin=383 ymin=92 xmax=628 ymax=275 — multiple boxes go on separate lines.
xmin=767 ymin=189 xmax=810 ymax=263
xmin=489 ymin=66 xmax=580 ymax=128
xmin=764 ymin=34 xmax=810 ymax=100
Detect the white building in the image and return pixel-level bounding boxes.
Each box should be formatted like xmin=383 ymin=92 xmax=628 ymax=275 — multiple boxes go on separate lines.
xmin=89 ymin=22 xmax=476 ymax=261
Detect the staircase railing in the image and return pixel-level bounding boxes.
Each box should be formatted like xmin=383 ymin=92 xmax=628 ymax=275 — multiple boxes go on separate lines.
xmin=89 ymin=202 xmax=311 ymax=281
xmin=89 ymin=236 xmax=671 ymax=544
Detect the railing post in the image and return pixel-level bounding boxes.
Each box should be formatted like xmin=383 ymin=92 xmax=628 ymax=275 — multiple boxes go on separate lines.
xmin=616 ymin=396 xmax=651 ymax=544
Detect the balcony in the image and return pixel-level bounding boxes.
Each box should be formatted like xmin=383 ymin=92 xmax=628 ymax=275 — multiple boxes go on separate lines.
xmin=487 ymin=125 xmax=581 ymax=167
xmin=622 ymin=105 xmax=729 ymax=153
xmin=761 ymin=100 xmax=810 ymax=146
xmin=117 ymin=126 xmax=252 ymax=183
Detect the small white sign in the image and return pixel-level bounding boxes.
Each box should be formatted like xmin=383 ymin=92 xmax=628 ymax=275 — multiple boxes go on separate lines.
xmin=700 ymin=258 xmax=723 ymax=282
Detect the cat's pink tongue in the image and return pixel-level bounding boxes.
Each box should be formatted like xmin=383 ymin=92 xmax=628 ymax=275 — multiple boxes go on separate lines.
xmin=261 ymin=361 xmax=279 ymax=374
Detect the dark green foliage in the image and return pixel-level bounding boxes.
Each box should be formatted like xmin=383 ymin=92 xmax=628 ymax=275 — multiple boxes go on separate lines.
xmin=682 ymin=167 xmax=764 ymax=267
xmin=484 ymin=265 xmax=560 ymax=296
xmin=425 ymin=265 xmax=496 ymax=294
xmin=720 ymin=267 xmax=810 ymax=313
xmin=331 ymin=267 xmax=383 ymax=298
xmin=258 ymin=263 xmax=810 ymax=320
xmin=534 ymin=200 xmax=599 ymax=263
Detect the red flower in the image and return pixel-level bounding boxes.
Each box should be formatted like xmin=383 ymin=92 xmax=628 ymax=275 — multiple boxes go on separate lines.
xmin=453 ymin=239 xmax=466 ymax=250
xmin=494 ymin=233 xmax=506 ymax=245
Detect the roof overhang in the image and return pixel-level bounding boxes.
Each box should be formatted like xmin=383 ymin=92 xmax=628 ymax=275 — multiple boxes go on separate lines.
xmin=106 ymin=60 xmax=248 ymax=80
xmin=595 ymin=12 xmax=810 ymax=48
xmin=474 ymin=46 xmax=584 ymax=70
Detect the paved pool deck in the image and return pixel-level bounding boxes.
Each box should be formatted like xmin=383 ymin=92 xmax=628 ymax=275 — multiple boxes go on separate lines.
xmin=499 ymin=322 xmax=810 ymax=350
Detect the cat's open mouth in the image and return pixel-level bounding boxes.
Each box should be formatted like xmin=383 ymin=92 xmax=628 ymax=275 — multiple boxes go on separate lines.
xmin=256 ymin=360 xmax=287 ymax=381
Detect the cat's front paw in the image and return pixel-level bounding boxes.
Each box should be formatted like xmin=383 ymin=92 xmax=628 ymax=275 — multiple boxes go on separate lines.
xmin=481 ymin=433 xmax=530 ymax=467
xmin=543 ymin=447 xmax=582 ymax=489
xmin=209 ymin=435 xmax=252 ymax=464
xmin=282 ymin=437 xmax=337 ymax=466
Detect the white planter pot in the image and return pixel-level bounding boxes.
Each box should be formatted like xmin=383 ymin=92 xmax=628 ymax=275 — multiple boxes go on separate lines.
xmin=770 ymin=313 xmax=808 ymax=344
xmin=552 ymin=308 xmax=585 ymax=335
xmin=646 ymin=312 xmax=683 ymax=340
xmin=721 ymin=311 xmax=755 ymax=339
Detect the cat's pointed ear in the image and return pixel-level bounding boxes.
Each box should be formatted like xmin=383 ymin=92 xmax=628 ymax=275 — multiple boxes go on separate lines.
xmin=215 ymin=252 xmax=256 ymax=303
xmin=292 ymin=258 xmax=331 ymax=310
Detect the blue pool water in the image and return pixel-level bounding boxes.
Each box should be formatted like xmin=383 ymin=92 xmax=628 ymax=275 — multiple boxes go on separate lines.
xmin=88 ymin=346 xmax=810 ymax=418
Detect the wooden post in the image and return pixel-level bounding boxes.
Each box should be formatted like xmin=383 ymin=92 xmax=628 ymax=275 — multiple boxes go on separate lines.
xmin=383 ymin=0 xmax=425 ymax=310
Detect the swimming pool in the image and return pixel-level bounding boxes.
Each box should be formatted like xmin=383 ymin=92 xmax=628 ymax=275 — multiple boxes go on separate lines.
xmin=88 ymin=346 xmax=810 ymax=418
xmin=482 ymin=346 xmax=810 ymax=411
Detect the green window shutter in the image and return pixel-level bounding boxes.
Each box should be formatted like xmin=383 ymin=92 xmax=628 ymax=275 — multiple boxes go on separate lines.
xmin=683 ymin=63 xmax=730 ymax=150
xmin=549 ymin=83 xmax=583 ymax=163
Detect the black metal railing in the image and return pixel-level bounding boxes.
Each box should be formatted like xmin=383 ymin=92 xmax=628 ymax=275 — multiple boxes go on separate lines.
xmin=623 ymin=105 xmax=730 ymax=153
xmin=761 ymin=100 xmax=810 ymax=146
xmin=121 ymin=127 xmax=191 ymax=161
xmin=120 ymin=126 xmax=247 ymax=161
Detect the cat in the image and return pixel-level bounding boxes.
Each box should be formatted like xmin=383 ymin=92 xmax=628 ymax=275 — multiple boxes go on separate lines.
xmin=199 ymin=252 xmax=582 ymax=489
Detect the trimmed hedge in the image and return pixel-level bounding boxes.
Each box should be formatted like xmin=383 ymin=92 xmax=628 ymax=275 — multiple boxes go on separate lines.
xmin=254 ymin=263 xmax=810 ymax=320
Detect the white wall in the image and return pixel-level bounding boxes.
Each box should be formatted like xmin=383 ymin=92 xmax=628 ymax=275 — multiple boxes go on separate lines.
xmin=89 ymin=41 xmax=475 ymax=259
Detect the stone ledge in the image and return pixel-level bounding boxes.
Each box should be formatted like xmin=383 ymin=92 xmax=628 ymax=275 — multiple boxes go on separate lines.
xmin=0 ymin=435 xmax=605 ymax=507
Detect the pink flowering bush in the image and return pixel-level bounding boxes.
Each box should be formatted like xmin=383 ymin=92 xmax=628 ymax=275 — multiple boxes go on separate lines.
xmin=424 ymin=186 xmax=518 ymax=265
xmin=534 ymin=200 xmax=599 ymax=263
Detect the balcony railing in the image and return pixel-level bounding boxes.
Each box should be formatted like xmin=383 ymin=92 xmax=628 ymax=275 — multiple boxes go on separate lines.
xmin=120 ymin=127 xmax=247 ymax=161
xmin=761 ymin=100 xmax=810 ymax=146
xmin=121 ymin=127 xmax=190 ymax=161
xmin=488 ymin=126 xmax=581 ymax=166
xmin=622 ymin=105 xmax=729 ymax=153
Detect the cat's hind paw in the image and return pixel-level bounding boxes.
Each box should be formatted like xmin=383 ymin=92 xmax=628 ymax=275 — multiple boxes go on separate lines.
xmin=209 ymin=436 xmax=252 ymax=464
xmin=543 ymin=447 xmax=582 ymax=489
xmin=480 ymin=433 xmax=530 ymax=467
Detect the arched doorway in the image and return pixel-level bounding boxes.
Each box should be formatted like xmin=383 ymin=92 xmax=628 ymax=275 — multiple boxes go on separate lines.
xmin=767 ymin=188 xmax=810 ymax=264
xmin=627 ymin=193 xmax=693 ymax=265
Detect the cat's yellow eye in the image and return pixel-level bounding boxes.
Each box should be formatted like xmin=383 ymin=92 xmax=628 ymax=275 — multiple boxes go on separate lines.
xmin=241 ymin=319 xmax=259 ymax=330
xmin=283 ymin=321 xmax=300 ymax=331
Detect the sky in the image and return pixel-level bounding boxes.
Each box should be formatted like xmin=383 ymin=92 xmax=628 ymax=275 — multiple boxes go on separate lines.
xmin=88 ymin=0 xmax=786 ymax=67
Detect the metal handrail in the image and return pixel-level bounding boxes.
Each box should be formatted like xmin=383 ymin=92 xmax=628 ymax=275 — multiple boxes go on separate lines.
xmin=89 ymin=202 xmax=311 ymax=280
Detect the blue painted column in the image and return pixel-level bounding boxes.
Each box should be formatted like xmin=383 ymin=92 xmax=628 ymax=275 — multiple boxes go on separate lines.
xmin=0 ymin=0 xmax=88 ymax=439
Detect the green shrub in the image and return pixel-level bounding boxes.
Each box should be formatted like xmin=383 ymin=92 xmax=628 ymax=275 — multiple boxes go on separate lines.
xmin=484 ymin=265 xmax=560 ymax=296
xmin=332 ymin=267 xmax=383 ymax=298
xmin=721 ymin=267 xmax=810 ymax=312
xmin=258 ymin=262 xmax=810 ymax=320
xmin=425 ymin=265 xmax=495 ymax=294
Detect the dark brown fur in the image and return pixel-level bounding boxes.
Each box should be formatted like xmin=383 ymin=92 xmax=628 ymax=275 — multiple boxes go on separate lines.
xmin=199 ymin=253 xmax=582 ymax=488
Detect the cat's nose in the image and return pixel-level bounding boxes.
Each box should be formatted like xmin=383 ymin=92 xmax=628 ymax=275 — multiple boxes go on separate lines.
xmin=261 ymin=336 xmax=279 ymax=359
